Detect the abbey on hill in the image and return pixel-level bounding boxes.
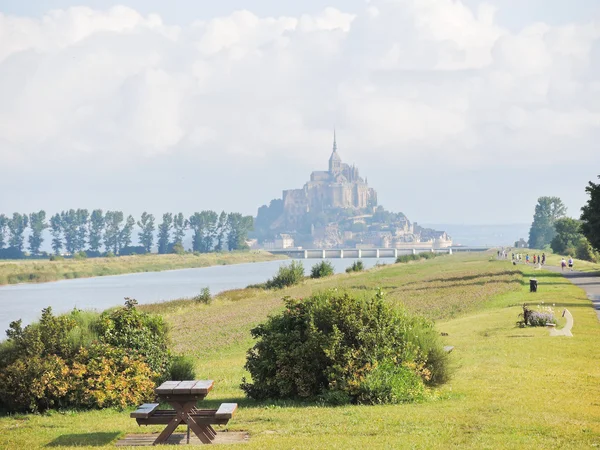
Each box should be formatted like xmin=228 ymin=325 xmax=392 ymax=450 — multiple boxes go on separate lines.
xmin=252 ymin=134 xmax=451 ymax=250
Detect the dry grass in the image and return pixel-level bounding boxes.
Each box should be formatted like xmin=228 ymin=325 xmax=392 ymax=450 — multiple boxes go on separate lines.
xmin=0 ymin=251 xmax=285 ymax=286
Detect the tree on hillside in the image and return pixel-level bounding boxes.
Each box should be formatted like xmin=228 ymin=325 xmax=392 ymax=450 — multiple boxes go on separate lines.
xmin=173 ymin=213 xmax=187 ymax=246
xmin=50 ymin=214 xmax=63 ymax=255
xmin=7 ymin=213 xmax=29 ymax=252
xmin=550 ymin=218 xmax=582 ymax=254
xmin=120 ymin=215 xmax=135 ymax=249
xmin=215 ymin=211 xmax=228 ymax=252
xmin=137 ymin=212 xmax=155 ymax=253
xmin=28 ymin=211 xmax=48 ymax=255
xmin=528 ymin=197 xmax=567 ymax=249
xmin=157 ymin=213 xmax=173 ymax=254
xmin=88 ymin=210 xmax=105 ymax=253
xmin=0 ymin=214 xmax=7 ymax=249
xmin=104 ymin=211 xmax=124 ymax=254
xmin=226 ymin=213 xmax=253 ymax=251
xmin=581 ymin=175 xmax=600 ymax=252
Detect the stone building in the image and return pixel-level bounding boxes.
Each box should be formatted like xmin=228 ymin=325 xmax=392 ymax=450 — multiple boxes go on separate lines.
xmin=282 ymin=133 xmax=377 ymax=224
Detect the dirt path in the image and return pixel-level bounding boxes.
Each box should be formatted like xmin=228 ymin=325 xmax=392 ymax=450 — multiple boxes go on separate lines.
xmin=541 ymin=265 xmax=600 ymax=321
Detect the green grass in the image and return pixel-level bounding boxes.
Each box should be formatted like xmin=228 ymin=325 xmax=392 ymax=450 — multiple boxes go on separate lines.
xmin=1 ymin=252 xmax=599 ymax=449
xmin=0 ymin=251 xmax=285 ymax=286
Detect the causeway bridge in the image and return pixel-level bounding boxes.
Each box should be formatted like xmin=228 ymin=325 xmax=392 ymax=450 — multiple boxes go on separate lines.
xmin=269 ymin=247 xmax=490 ymax=259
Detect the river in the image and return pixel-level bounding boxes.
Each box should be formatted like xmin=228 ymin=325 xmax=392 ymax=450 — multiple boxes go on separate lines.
xmin=0 ymin=258 xmax=395 ymax=336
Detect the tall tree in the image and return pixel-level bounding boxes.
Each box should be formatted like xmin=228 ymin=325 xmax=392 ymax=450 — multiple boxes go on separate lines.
xmin=581 ymin=175 xmax=600 ymax=252
xmin=0 ymin=214 xmax=7 ymax=249
xmin=60 ymin=210 xmax=78 ymax=254
xmin=214 ymin=211 xmax=228 ymax=252
xmin=7 ymin=213 xmax=29 ymax=251
xmin=28 ymin=211 xmax=48 ymax=255
xmin=188 ymin=212 xmax=206 ymax=253
xmin=50 ymin=213 xmax=63 ymax=255
xmin=88 ymin=209 xmax=105 ymax=252
xmin=173 ymin=213 xmax=187 ymax=246
xmin=137 ymin=212 xmax=155 ymax=253
xmin=528 ymin=197 xmax=567 ymax=249
xmin=226 ymin=213 xmax=253 ymax=251
xmin=104 ymin=211 xmax=124 ymax=254
xmin=75 ymin=209 xmax=89 ymax=252
xmin=550 ymin=218 xmax=582 ymax=254
xmin=120 ymin=215 xmax=135 ymax=249
xmin=157 ymin=213 xmax=173 ymax=254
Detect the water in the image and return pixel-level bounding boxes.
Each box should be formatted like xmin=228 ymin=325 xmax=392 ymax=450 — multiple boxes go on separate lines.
xmin=0 ymin=258 xmax=395 ymax=336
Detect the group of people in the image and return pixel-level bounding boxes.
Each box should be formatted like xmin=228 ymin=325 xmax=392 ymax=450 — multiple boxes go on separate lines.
xmin=561 ymin=256 xmax=574 ymax=271
xmin=511 ymin=252 xmax=546 ymax=265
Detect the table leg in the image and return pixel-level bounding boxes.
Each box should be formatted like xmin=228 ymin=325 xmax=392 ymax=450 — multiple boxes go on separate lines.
xmin=153 ymin=415 xmax=182 ymax=445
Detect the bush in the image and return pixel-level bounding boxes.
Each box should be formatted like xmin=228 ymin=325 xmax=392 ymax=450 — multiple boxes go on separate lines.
xmin=518 ymin=304 xmax=556 ymax=327
xmin=73 ymin=251 xmax=87 ymax=260
xmin=310 ymin=261 xmax=335 ymax=279
xmin=265 ymin=261 xmax=305 ymax=289
xmin=171 ymin=242 xmax=185 ymax=255
xmin=105 ymin=251 xmax=115 ymax=258
xmin=169 ymin=355 xmax=197 ymax=381
xmin=576 ymin=237 xmax=599 ymax=262
xmin=94 ymin=298 xmax=171 ymax=380
xmin=241 ymin=290 xmax=449 ymax=403
xmin=49 ymin=254 xmax=64 ymax=261
xmin=119 ymin=246 xmax=147 ymax=256
xmin=194 ymin=287 xmax=212 ymax=304
xmin=396 ymin=254 xmax=420 ymax=264
xmin=345 ymin=260 xmax=364 ymax=273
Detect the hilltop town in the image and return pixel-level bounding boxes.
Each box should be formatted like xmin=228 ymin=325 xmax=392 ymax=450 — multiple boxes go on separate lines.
xmin=251 ymin=134 xmax=452 ymax=250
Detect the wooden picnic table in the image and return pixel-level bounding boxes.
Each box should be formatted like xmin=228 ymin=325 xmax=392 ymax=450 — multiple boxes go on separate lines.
xmin=130 ymin=380 xmax=237 ymax=445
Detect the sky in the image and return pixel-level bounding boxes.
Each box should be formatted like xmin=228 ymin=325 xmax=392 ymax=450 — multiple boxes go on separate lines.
xmin=0 ymin=0 xmax=599 ymax=225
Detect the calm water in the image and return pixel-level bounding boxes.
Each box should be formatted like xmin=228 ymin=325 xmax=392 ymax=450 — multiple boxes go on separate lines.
xmin=0 ymin=258 xmax=395 ymax=336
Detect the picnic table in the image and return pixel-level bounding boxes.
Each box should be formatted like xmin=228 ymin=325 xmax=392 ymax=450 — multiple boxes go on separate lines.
xmin=131 ymin=380 xmax=237 ymax=445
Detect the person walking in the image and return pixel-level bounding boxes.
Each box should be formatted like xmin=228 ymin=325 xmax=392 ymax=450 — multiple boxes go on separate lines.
xmin=561 ymin=257 xmax=567 ymax=271
xmin=568 ymin=256 xmax=574 ymax=271
xmin=526 ymin=254 xmax=530 ymax=264
xmin=542 ymin=253 xmax=546 ymax=265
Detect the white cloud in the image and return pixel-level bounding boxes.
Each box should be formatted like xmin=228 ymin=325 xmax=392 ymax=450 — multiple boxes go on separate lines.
xmin=0 ymin=0 xmax=598 ymax=175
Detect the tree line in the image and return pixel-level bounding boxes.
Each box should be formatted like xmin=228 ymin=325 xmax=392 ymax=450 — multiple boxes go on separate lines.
xmin=0 ymin=210 xmax=253 ymax=258
xmin=527 ymin=176 xmax=600 ymax=262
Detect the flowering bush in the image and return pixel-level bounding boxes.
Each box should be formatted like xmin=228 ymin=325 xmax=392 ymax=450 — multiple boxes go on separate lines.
xmin=518 ymin=304 xmax=556 ymax=327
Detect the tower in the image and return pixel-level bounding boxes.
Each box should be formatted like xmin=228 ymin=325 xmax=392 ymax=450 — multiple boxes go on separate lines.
xmin=328 ymin=130 xmax=342 ymax=174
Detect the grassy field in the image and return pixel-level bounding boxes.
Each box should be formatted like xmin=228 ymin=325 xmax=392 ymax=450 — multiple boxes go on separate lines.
xmin=1 ymin=253 xmax=599 ymax=449
xmin=0 ymin=251 xmax=285 ymax=286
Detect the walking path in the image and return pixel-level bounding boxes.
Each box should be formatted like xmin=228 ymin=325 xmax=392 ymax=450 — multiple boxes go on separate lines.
xmin=539 ymin=265 xmax=600 ymax=321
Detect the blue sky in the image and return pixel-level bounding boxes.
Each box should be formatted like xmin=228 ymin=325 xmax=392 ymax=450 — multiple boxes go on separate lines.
xmin=0 ymin=0 xmax=599 ymax=224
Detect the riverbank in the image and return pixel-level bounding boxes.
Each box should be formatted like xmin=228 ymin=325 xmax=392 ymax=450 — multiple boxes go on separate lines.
xmin=2 ymin=253 xmax=599 ymax=448
xmin=0 ymin=251 xmax=286 ymax=286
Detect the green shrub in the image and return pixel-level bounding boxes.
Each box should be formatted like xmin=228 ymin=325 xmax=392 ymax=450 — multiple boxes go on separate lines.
xmin=357 ymin=360 xmax=426 ymax=404
xmin=73 ymin=251 xmax=87 ymax=260
xmin=94 ymin=298 xmax=171 ymax=380
xmin=171 ymin=242 xmax=185 ymax=255
xmin=576 ymin=237 xmax=599 ymax=262
xmin=193 ymin=287 xmax=212 ymax=304
xmin=265 ymin=261 xmax=305 ymax=289
xmin=241 ymin=290 xmax=449 ymax=403
xmin=310 ymin=261 xmax=335 ymax=279
xmin=345 ymin=260 xmax=364 ymax=273
xmin=105 ymin=251 xmax=115 ymax=258
xmin=49 ymin=254 xmax=64 ymax=261
xmin=169 ymin=355 xmax=197 ymax=381
xmin=396 ymin=254 xmax=420 ymax=263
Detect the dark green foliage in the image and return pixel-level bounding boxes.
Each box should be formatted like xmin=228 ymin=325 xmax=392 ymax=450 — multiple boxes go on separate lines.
xmin=103 ymin=211 xmax=125 ymax=254
xmin=310 ymin=260 xmax=335 ymax=279
xmin=28 ymin=210 xmax=47 ymax=255
xmin=158 ymin=213 xmax=173 ymax=254
xmin=50 ymin=213 xmax=63 ymax=255
xmin=169 ymin=355 xmax=197 ymax=381
xmin=60 ymin=209 xmax=88 ymax=254
xmin=137 ymin=212 xmax=155 ymax=253
xmin=581 ymin=175 xmax=600 ymax=252
xmin=551 ymin=218 xmax=582 ymax=254
xmin=528 ymin=197 xmax=567 ymax=249
xmin=396 ymin=252 xmax=441 ymax=264
xmin=73 ymin=251 xmax=87 ymax=260
xmin=241 ymin=290 xmax=449 ymax=403
xmin=194 ymin=287 xmax=212 ymax=304
xmin=0 ymin=214 xmax=7 ymax=249
xmin=88 ymin=209 xmax=105 ymax=253
xmin=49 ymin=254 xmax=64 ymax=261
xmin=345 ymin=260 xmax=364 ymax=273
xmin=119 ymin=246 xmax=146 ymax=256
xmin=94 ymin=298 xmax=171 ymax=379
xmin=265 ymin=261 xmax=305 ymax=289
xmin=227 ymin=213 xmax=253 ymax=250
xmin=171 ymin=242 xmax=185 ymax=255
xmin=120 ymin=215 xmax=135 ymax=249
xmin=7 ymin=213 xmax=29 ymax=251
xmin=189 ymin=210 xmax=219 ymax=253
xmin=0 ymin=247 xmax=25 ymax=259
xmin=172 ymin=213 xmax=187 ymax=245
xmin=576 ymin=238 xmax=599 ymax=263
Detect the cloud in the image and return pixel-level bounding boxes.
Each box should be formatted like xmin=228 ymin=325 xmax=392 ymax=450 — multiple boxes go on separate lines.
xmin=0 ymin=0 xmax=598 ymax=177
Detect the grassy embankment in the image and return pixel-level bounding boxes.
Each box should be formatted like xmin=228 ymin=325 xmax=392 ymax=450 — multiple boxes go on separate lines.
xmin=0 ymin=251 xmax=286 ymax=286
xmin=1 ymin=253 xmax=599 ymax=449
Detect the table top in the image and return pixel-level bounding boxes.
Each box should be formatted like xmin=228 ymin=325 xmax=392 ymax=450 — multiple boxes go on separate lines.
xmin=155 ymin=380 xmax=214 ymax=396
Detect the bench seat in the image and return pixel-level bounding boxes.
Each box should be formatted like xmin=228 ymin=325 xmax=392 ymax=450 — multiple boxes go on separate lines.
xmin=130 ymin=403 xmax=160 ymax=419
xmin=134 ymin=403 xmax=238 ymax=427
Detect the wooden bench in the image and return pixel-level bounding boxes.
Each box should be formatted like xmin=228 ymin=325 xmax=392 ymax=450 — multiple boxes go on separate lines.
xmin=133 ymin=403 xmax=238 ymax=427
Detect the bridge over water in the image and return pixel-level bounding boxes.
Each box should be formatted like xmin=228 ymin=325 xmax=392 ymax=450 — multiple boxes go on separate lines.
xmin=269 ymin=247 xmax=490 ymax=259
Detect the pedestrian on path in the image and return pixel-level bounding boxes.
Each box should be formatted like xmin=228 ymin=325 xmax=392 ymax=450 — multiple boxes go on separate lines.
xmin=526 ymin=254 xmax=530 ymax=264
xmin=561 ymin=258 xmax=567 ymax=271
xmin=568 ymin=256 xmax=574 ymax=271
xmin=541 ymin=253 xmax=546 ymax=265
